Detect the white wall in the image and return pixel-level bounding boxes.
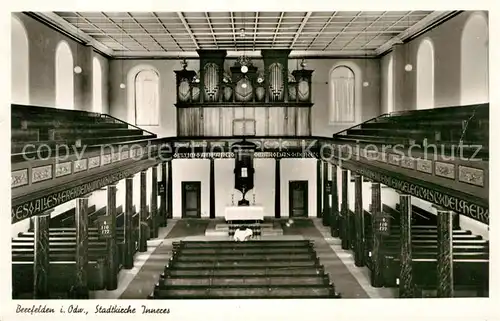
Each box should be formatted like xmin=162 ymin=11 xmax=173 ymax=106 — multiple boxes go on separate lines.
xmin=280 ymin=159 xmax=317 ymax=217
xmin=254 ymin=158 xmax=275 ymax=217
xmin=11 ymin=15 xmax=29 ymax=105
xmin=460 ymin=12 xmax=489 ymax=105
xmin=172 ymin=159 xmax=210 ymax=218
xmin=380 ymin=11 xmax=489 ymax=111
xmin=176 ymin=158 xmax=318 ymax=218
xmin=215 ymin=159 xmax=235 ymax=217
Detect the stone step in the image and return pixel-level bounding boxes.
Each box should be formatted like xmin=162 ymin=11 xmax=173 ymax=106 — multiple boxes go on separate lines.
xmin=216 ymin=223 xmax=274 ymax=230
xmin=262 ymin=229 xmax=283 ymax=236
xmin=205 ymin=230 xmax=229 ymax=237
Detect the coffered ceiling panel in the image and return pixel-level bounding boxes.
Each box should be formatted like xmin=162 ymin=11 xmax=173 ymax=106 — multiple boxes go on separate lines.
xmin=33 ymin=11 xmax=456 ymax=58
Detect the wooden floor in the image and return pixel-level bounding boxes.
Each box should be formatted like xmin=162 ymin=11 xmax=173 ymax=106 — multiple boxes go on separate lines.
xmin=91 ymin=218 xmax=395 ymax=299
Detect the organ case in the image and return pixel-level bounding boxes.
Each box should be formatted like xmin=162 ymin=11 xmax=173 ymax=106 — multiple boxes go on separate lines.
xmin=175 ymin=50 xmax=313 ymax=137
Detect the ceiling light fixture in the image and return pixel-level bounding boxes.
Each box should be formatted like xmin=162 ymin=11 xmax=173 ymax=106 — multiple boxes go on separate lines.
xmin=405 ymin=14 xmax=413 ymax=72
xmin=363 ymin=14 xmax=370 ymax=87
xmin=74 ymin=15 xmax=82 ymax=74
xmin=119 ymin=19 xmax=126 ymax=89
xmin=240 ymin=28 xmax=245 ymax=37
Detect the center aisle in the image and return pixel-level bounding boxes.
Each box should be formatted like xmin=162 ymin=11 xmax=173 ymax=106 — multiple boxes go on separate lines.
xmin=95 ymin=218 xmax=395 ymax=299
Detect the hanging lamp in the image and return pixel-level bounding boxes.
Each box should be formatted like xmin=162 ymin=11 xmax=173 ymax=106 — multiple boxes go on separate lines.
xmin=362 ymin=14 xmax=369 ymax=87
xmin=404 ymin=14 xmax=413 ymax=72
xmin=119 ymin=18 xmax=126 ymax=89
xmin=74 ymin=14 xmax=82 ymax=74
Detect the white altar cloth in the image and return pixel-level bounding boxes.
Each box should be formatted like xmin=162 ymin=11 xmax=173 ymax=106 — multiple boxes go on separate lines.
xmin=224 ymin=206 xmax=265 ymax=221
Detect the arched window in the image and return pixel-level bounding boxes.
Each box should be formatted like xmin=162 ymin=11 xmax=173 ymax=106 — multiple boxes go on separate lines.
xmin=11 ymin=15 xmax=29 ymax=105
xmin=55 ymin=41 xmax=74 ymax=109
xmin=416 ymin=38 xmax=435 ymax=110
xmin=387 ymin=55 xmax=394 ymax=113
xmin=134 ymin=69 xmax=160 ymax=126
xmin=461 ymin=12 xmax=488 ymax=105
xmin=92 ymin=57 xmax=102 ymax=113
xmin=329 ymin=66 xmax=355 ymax=123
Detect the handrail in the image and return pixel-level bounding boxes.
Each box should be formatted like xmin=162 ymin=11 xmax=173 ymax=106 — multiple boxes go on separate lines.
xmin=11 ymin=103 xmax=157 ymax=137
xmin=101 ymin=113 xmax=157 ymax=137
xmin=387 ymin=103 xmax=489 ymax=117
xmin=331 ymin=113 xmax=390 ymax=137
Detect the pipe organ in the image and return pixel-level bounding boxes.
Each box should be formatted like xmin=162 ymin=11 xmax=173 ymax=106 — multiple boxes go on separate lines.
xmin=175 ymin=50 xmax=314 ymax=137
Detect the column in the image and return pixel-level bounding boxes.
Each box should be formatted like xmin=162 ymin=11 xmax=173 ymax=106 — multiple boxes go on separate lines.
xmin=371 ymin=182 xmax=384 ymax=287
xmin=330 ymin=163 xmax=339 ymax=237
xmin=399 ymin=193 xmax=414 ymax=298
xmin=167 ymin=160 xmax=173 ymax=219
xmin=209 ymin=158 xmax=216 ymax=219
xmin=151 ymin=166 xmax=159 ymax=237
xmin=74 ymin=195 xmax=89 ymax=298
xmin=124 ymin=176 xmax=134 ymax=269
xmin=354 ymin=174 xmax=365 ymax=267
xmin=316 ymin=159 xmax=322 ymax=218
xmin=138 ymin=170 xmax=148 ymax=252
xmin=33 ymin=210 xmax=52 ymax=299
xmin=106 ymin=184 xmax=118 ymax=290
xmin=274 ymin=158 xmax=281 ymax=218
xmin=341 ymin=169 xmax=350 ymax=250
xmin=436 ymin=207 xmax=454 ymax=297
xmin=322 ymin=161 xmax=329 ymax=226
xmin=159 ymin=162 xmax=167 ymax=227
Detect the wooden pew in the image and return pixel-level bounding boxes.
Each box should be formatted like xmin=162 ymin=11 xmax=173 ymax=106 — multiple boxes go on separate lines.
xmin=49 ymin=205 xmax=96 ymax=228
xmin=382 ymin=256 xmax=489 ymax=296
xmin=151 ymin=240 xmax=340 ymax=299
xmin=12 ymin=260 xmax=106 ymax=298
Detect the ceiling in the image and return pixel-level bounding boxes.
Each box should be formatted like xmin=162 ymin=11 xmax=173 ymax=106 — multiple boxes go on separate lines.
xmin=33 ymin=11 xmax=455 ymax=58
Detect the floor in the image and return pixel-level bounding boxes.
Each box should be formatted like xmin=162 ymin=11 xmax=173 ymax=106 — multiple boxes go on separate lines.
xmin=91 ymin=218 xmax=396 ymax=299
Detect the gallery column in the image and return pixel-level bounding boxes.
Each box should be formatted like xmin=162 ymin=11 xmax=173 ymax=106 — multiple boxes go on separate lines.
xmin=399 ymin=193 xmax=414 ymax=298
xmin=209 ymin=158 xmax=216 ymax=219
xmin=436 ymin=207 xmax=454 ymax=298
xmin=105 ymin=183 xmax=118 ymax=290
xmin=316 ymin=159 xmax=322 ymax=218
xmin=138 ymin=170 xmax=148 ymax=252
xmin=322 ymin=161 xmax=329 ymax=226
xmin=275 ymin=157 xmax=281 ymax=218
xmin=73 ymin=195 xmax=90 ymax=298
xmin=370 ymin=182 xmax=384 ymax=287
xmin=167 ymin=160 xmax=173 ymax=219
xmin=33 ymin=209 xmax=52 ymax=299
xmin=151 ymin=165 xmax=159 ymax=237
xmin=330 ymin=163 xmax=339 ymax=237
xmin=124 ymin=176 xmax=134 ymax=269
xmin=159 ymin=162 xmax=167 ymax=227
xmin=340 ymin=169 xmax=350 ymax=250
xmin=353 ymin=173 xmax=365 ymax=267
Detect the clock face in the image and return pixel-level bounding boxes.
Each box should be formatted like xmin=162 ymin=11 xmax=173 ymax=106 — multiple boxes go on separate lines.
xmin=241 ymin=65 xmax=249 ymax=73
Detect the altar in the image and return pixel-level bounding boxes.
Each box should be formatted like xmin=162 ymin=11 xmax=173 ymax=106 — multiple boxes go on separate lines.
xmin=224 ymin=206 xmax=265 ymax=222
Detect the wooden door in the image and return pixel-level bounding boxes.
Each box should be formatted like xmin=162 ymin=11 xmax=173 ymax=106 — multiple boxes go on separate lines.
xmin=289 ymin=180 xmax=308 ymax=217
xmin=182 ymin=181 xmax=201 ymax=218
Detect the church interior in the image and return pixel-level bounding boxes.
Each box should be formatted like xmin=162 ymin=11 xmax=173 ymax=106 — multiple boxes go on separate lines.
xmin=9 ymin=10 xmax=489 ymax=300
